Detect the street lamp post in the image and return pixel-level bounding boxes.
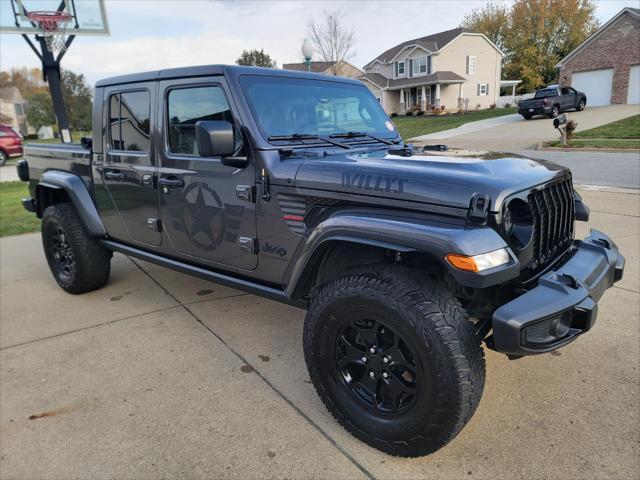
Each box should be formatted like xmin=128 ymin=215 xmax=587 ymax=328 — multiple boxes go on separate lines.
xmin=301 ymin=38 xmax=313 ymax=72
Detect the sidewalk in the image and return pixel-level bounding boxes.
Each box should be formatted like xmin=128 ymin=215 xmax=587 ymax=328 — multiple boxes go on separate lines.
xmin=1 ymin=188 xmax=638 ymax=479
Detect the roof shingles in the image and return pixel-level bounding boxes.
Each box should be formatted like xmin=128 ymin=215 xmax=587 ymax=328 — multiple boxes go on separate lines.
xmin=365 ymin=27 xmax=469 ymax=66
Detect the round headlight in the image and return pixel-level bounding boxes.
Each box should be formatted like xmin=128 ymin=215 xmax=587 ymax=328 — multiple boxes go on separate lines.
xmin=504 ymin=199 xmax=533 ymax=250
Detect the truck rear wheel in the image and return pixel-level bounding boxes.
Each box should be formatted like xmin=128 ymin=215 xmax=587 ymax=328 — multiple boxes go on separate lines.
xmin=303 ymin=264 xmax=485 ymax=457
xmin=41 ymin=203 xmax=112 ymax=294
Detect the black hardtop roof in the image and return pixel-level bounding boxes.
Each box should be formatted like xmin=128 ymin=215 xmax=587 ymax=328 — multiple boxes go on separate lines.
xmin=95 ymin=64 xmax=364 ymax=88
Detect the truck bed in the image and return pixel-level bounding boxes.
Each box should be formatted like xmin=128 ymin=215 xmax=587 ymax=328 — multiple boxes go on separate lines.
xmin=24 ymin=143 xmax=93 ymax=189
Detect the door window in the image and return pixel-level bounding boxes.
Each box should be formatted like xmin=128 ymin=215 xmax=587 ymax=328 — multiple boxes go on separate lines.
xmin=108 ymin=91 xmax=150 ymax=152
xmin=167 ymin=86 xmax=233 ymax=155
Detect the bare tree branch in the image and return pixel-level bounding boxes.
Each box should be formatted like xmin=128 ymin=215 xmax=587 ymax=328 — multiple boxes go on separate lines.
xmin=306 ymin=9 xmax=355 ymax=76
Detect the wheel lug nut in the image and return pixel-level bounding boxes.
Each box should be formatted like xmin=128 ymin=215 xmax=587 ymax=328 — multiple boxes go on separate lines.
xmin=383 ymin=356 xmax=390 ymax=364
xmin=382 ymin=372 xmax=389 ymax=379
xmin=361 ymin=356 xmax=368 ymax=363
xmin=369 ymin=347 xmax=376 ymax=354
xmin=369 ymin=371 xmax=376 ymax=379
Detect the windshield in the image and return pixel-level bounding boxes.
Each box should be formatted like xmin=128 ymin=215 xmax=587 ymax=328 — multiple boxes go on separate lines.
xmin=239 ymin=75 xmax=397 ymax=142
xmin=534 ymin=89 xmax=558 ymax=99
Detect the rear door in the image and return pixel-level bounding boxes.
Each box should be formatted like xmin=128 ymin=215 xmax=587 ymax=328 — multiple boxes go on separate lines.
xmin=560 ymin=87 xmax=577 ymax=110
xmin=98 ymin=83 xmax=161 ymax=246
xmin=156 ymin=76 xmax=257 ymax=270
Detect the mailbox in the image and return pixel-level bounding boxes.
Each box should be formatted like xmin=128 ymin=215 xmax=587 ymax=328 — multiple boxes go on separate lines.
xmin=553 ymin=114 xmax=568 ymax=129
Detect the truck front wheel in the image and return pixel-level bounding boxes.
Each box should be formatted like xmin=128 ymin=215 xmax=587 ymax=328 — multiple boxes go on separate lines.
xmin=303 ymin=265 xmax=485 ymax=457
xmin=42 ymin=203 xmax=112 ymax=294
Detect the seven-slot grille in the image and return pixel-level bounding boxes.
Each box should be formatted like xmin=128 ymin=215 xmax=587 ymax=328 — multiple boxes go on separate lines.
xmin=527 ymin=177 xmax=575 ymax=270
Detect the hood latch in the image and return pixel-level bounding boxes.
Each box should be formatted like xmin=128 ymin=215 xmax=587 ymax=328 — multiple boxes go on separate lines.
xmin=468 ymin=193 xmax=491 ymax=224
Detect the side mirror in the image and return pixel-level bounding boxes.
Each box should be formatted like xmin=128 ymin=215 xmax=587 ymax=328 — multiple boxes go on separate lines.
xmin=195 ymin=120 xmax=236 ymax=158
xmin=80 ymin=136 xmax=93 ymax=151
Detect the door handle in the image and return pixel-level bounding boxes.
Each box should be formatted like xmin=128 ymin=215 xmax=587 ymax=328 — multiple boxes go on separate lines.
xmin=104 ymin=170 xmax=125 ymax=181
xmin=158 ymin=176 xmax=185 ymax=189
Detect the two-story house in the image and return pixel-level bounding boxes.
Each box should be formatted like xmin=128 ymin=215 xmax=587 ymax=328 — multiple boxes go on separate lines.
xmin=0 ymin=86 xmax=29 ymax=135
xmin=360 ymin=27 xmax=503 ymax=114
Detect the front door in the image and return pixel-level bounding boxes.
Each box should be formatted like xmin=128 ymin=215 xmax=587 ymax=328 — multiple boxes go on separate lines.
xmin=99 ymin=84 xmax=160 ymax=246
xmin=156 ymin=77 xmax=258 ymax=270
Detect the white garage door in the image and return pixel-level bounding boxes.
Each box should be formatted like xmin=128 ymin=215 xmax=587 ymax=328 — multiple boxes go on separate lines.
xmin=627 ymin=65 xmax=640 ymax=104
xmin=572 ymin=69 xmax=614 ymax=107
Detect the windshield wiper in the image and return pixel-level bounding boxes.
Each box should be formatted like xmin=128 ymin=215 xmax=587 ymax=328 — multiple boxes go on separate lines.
xmin=329 ymin=131 xmax=396 ymax=146
xmin=267 ymin=133 xmax=351 ymax=149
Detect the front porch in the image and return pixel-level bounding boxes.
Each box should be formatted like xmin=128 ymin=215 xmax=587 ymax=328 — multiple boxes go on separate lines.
xmin=390 ymin=80 xmax=465 ymax=113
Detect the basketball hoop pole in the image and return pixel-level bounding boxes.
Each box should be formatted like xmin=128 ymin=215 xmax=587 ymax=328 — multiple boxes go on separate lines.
xmin=38 ymin=35 xmax=72 ymax=143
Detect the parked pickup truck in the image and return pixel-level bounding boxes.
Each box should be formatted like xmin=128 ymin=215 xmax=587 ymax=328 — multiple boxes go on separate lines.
xmin=518 ymin=85 xmax=587 ymax=119
xmin=17 ymin=65 xmax=623 ymax=457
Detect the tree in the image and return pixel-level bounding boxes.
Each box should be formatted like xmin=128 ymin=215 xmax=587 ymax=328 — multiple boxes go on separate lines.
xmin=60 ymin=70 xmax=93 ymax=131
xmin=236 ymin=49 xmax=276 ymax=68
xmin=2 ymin=67 xmax=93 ymax=132
xmin=306 ymin=9 xmax=356 ymax=75
xmin=461 ymin=1 xmax=511 ymax=52
xmin=460 ymin=0 xmax=599 ymax=93
xmin=25 ymin=92 xmax=55 ymax=130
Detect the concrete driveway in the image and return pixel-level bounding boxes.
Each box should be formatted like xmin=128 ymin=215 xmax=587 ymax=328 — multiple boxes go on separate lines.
xmin=1 ymin=187 xmax=639 ymax=479
xmin=412 ymin=104 xmax=639 ymax=151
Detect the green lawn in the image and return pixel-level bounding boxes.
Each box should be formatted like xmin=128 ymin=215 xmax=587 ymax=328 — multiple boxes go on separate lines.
xmin=573 ymin=114 xmax=640 ymax=139
xmin=0 ymin=181 xmax=40 ymax=237
xmin=547 ymin=114 xmax=640 ymax=150
xmin=392 ymin=107 xmax=517 ymax=140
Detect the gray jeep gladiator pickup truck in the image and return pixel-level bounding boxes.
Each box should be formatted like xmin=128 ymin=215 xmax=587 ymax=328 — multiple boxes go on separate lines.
xmin=17 ymin=65 xmax=624 ymax=457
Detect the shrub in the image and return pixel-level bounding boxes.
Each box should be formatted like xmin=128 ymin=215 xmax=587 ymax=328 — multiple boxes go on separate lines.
xmin=489 ymin=103 xmax=497 ymax=109
xmin=475 ymin=103 xmax=481 ymax=110
xmin=390 ymin=112 xmax=398 ymax=117
xmin=405 ymin=110 xmax=414 ymax=116
xmin=566 ymin=119 xmax=578 ymax=145
xmin=416 ymin=110 xmax=425 ymax=116
xmin=504 ymin=102 xmax=511 ymax=108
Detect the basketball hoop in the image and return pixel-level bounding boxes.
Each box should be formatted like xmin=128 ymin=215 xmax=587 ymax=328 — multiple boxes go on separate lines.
xmin=26 ymin=11 xmax=73 ymax=54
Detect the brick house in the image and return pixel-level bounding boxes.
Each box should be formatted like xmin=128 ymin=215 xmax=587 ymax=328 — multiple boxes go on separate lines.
xmin=556 ymin=7 xmax=640 ymax=106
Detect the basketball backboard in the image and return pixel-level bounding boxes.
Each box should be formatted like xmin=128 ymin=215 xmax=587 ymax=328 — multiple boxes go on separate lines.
xmin=0 ymin=0 xmax=109 ymax=35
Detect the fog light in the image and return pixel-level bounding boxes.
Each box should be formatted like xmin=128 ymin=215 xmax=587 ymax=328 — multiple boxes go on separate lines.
xmin=552 ymin=313 xmax=572 ymax=337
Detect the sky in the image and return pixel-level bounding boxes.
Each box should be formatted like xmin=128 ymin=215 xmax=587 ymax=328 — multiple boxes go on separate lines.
xmin=1 ymin=0 xmax=638 ymax=85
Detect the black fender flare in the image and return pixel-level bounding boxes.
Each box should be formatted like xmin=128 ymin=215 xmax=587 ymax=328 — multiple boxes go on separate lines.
xmin=285 ymin=209 xmax=519 ymax=298
xmin=37 ymin=170 xmax=107 ymax=237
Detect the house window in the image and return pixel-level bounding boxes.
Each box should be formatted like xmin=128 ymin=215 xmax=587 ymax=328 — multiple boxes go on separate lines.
xmin=413 ymin=56 xmax=427 ymax=75
xmin=14 ymin=103 xmax=25 ymax=116
xmin=467 ymin=55 xmax=477 ymax=74
xmin=478 ymin=83 xmax=488 ymax=96
xmin=376 ymin=97 xmax=381 ymax=103
xmin=397 ymin=61 xmax=405 ymax=76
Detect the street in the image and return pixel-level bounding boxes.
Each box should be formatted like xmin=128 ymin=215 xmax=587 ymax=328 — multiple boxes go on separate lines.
xmin=1 ymin=186 xmax=638 ymax=479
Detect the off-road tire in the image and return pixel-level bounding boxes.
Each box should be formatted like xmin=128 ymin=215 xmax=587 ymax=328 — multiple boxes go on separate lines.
xmin=303 ymin=264 xmax=485 ymax=457
xmin=549 ymin=105 xmax=560 ymax=118
xmin=42 ymin=203 xmax=112 ymax=294
xmin=0 ymin=150 xmax=7 ymax=166
xmin=523 ymin=113 xmax=533 ymax=120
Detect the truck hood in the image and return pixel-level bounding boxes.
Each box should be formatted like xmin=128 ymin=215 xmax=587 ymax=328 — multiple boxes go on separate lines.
xmin=293 ymin=150 xmax=569 ymax=213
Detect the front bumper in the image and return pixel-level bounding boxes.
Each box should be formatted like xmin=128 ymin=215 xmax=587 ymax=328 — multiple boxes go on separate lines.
xmin=491 ymin=229 xmax=624 ymax=356
xmin=518 ymin=106 xmax=551 ymax=116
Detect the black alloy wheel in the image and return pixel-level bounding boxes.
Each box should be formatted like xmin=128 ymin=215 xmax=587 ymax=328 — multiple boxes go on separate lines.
xmin=50 ymin=226 xmax=76 ymax=283
xmin=335 ymin=317 xmax=420 ymax=416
